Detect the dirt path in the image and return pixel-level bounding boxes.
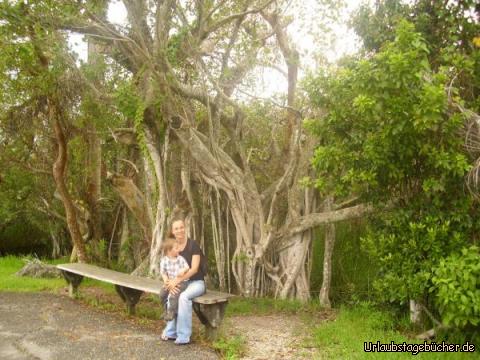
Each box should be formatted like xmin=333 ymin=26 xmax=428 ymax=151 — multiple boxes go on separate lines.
xmin=226 ymin=314 xmax=320 ymax=359
xmin=0 ymin=292 xmax=218 ymax=360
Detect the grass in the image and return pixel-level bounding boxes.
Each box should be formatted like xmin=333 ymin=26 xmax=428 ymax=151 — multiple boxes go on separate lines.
xmin=309 ymin=302 xmax=479 ymax=359
xmin=2 ymin=255 xmax=478 ymax=359
xmin=212 ymin=335 xmax=246 ymax=360
xmin=0 ymin=254 xmax=164 ymax=318
xmin=226 ymin=296 xmax=323 ymax=316
xmin=0 ymin=255 xmax=118 ymax=294
xmin=0 ymin=255 xmax=65 ymax=292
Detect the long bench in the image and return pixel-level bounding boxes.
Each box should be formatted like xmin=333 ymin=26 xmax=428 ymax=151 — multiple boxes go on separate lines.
xmin=57 ymin=263 xmax=234 ymax=339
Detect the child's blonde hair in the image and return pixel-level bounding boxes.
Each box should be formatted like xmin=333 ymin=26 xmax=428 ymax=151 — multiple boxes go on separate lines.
xmin=162 ymin=236 xmax=177 ymax=255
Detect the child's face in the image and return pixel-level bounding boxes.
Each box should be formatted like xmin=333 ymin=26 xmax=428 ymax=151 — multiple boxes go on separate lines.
xmin=167 ymin=244 xmax=179 ymax=257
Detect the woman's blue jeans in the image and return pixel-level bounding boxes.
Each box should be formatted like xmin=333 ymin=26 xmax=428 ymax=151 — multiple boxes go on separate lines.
xmin=162 ymin=280 xmax=206 ymax=344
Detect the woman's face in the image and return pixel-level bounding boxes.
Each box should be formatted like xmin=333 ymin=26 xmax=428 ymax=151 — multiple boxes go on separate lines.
xmin=172 ymin=220 xmax=185 ymax=242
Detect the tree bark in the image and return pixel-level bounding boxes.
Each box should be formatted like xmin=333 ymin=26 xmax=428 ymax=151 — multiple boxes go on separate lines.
xmin=107 ymin=172 xmax=152 ymax=244
xmin=319 ymin=197 xmax=336 ymax=308
xmin=51 ymin=109 xmax=87 ymax=263
xmin=85 ymin=39 xmax=103 ymax=244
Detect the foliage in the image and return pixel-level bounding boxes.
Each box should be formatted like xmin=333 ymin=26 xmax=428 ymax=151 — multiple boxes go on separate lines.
xmin=0 ymin=166 xmax=49 ymax=253
xmin=349 ymin=0 xmax=410 ymax=52
xmin=306 ymin=20 xmax=478 ymax=329
xmin=310 ymin=302 xmax=475 ymax=359
xmin=310 ymin=220 xmax=374 ymax=304
xmin=431 ymin=246 xmax=480 ymax=327
xmin=0 ymin=1 xmax=133 ymax=260
xmin=351 ymin=0 xmax=480 ymax=109
xmin=362 ymin=203 xmax=475 ymax=304
xmin=306 ymin=21 xmax=469 ymax=201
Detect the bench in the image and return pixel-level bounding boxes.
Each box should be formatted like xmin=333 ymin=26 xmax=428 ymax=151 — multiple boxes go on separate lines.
xmin=57 ymin=263 xmax=234 ymax=339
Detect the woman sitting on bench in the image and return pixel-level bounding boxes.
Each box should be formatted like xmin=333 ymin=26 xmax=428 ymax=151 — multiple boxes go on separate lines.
xmin=161 ymin=217 xmax=207 ymax=345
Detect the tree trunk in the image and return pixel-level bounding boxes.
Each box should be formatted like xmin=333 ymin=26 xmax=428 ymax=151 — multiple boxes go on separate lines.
xmin=210 ymin=188 xmax=226 ymax=290
xmin=119 ymin=207 xmax=135 ymax=271
xmin=144 ymin=126 xmax=170 ymax=276
xmin=85 ymin=39 xmax=103 ymax=244
xmin=410 ymin=299 xmax=422 ymax=325
xmin=51 ymin=111 xmax=87 ymax=263
xmin=319 ymin=197 xmax=336 ymax=308
xmin=84 ymin=122 xmax=103 ymax=252
xmin=278 ymin=233 xmax=310 ymax=300
xmin=107 ymin=172 xmax=152 ymax=244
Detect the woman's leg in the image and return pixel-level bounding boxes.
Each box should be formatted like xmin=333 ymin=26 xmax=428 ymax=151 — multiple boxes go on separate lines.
xmin=175 ymin=280 xmax=205 ymax=344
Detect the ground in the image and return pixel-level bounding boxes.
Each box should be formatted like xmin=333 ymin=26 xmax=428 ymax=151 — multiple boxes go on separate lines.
xmin=226 ymin=314 xmax=320 ymax=359
xmin=0 ymin=289 xmax=324 ymax=359
xmin=0 ymin=292 xmax=217 ymax=360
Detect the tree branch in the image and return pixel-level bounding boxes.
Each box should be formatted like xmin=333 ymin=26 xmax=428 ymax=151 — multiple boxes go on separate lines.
xmin=200 ymin=0 xmax=276 ymax=40
xmin=279 ymin=203 xmax=374 ymax=240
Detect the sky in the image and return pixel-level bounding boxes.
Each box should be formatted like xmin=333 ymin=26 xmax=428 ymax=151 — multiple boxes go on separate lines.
xmin=68 ymin=0 xmax=371 ymax=97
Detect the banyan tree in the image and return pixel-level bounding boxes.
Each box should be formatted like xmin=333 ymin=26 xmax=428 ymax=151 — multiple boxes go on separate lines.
xmin=1 ymin=0 xmax=371 ymax=303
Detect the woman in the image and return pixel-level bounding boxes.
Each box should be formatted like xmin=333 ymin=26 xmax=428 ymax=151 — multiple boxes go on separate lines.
xmin=161 ymin=218 xmax=206 ymax=345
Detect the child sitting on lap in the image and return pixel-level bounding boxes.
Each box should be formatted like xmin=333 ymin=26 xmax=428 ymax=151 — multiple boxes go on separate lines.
xmin=159 ymin=236 xmax=189 ymax=321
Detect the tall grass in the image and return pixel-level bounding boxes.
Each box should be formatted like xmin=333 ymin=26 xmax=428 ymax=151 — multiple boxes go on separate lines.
xmin=310 ymin=302 xmax=478 ymax=359
xmin=226 ymin=296 xmax=323 ymax=316
xmin=310 ymin=219 xmax=375 ymax=304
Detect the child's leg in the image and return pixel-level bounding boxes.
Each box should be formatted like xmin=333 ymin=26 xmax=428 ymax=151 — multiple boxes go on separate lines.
xmin=164 ymin=282 xmax=188 ymax=320
xmin=159 ymin=287 xmax=169 ymax=311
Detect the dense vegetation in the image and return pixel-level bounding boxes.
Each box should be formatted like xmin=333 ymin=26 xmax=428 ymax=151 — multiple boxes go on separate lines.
xmin=306 ymin=0 xmax=480 ymax=342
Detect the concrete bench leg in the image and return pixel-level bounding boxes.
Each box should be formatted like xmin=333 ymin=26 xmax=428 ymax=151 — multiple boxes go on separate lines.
xmin=193 ymin=302 xmax=227 ymax=340
xmin=115 ymin=285 xmax=143 ymax=315
xmin=61 ymin=271 xmax=84 ymax=298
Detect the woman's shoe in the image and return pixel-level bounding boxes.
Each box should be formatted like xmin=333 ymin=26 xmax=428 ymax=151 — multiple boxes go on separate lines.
xmin=174 ymin=340 xmax=190 ymax=345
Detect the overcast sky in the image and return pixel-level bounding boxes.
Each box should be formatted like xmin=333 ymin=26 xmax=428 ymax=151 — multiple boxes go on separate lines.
xmin=68 ymin=0 xmax=370 ymax=97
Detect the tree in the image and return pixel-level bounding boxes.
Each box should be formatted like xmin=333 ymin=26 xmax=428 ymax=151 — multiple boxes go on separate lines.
xmin=306 ymin=20 xmax=480 ymax=329
xmin=1 ymin=0 xmax=372 ymax=300
xmin=0 ymin=2 xmax=91 ymax=261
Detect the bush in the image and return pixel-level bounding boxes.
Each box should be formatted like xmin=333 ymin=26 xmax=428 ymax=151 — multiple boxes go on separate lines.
xmin=432 ymin=246 xmax=480 ymax=327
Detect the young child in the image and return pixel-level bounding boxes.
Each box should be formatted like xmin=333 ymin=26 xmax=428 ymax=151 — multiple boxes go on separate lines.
xmin=159 ymin=236 xmax=189 ymax=321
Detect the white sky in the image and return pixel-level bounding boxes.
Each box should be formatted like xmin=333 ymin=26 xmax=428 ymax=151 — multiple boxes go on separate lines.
xmin=68 ymin=0 xmax=370 ymax=98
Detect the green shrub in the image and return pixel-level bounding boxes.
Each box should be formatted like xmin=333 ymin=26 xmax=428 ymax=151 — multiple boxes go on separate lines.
xmin=432 ymin=246 xmax=480 ymax=327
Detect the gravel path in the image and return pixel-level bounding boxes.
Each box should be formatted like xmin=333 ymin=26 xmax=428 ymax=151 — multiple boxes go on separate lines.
xmin=227 ymin=314 xmax=320 ymax=359
xmin=0 ymin=292 xmax=218 ymax=360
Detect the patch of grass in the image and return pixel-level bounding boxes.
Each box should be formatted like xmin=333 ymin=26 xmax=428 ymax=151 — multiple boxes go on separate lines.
xmin=212 ymin=335 xmax=246 ymax=359
xmin=0 ymin=255 xmax=117 ymax=297
xmin=310 ymin=302 xmax=478 ymax=359
xmin=82 ymin=278 xmax=118 ymax=293
xmin=137 ymin=302 xmax=163 ymax=320
xmin=79 ymin=293 xmax=119 ymax=312
xmin=226 ymin=296 xmax=323 ymax=316
xmin=0 ymin=255 xmax=65 ymax=292
xmin=77 ymin=289 xmax=163 ymax=324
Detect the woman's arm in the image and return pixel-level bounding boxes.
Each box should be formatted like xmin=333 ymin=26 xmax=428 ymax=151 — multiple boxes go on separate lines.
xmin=167 ymin=255 xmax=200 ymax=293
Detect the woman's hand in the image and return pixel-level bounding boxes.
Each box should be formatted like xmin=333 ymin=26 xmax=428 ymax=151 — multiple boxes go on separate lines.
xmin=167 ymin=277 xmax=181 ymax=294
xmin=163 ymin=278 xmax=172 ymax=289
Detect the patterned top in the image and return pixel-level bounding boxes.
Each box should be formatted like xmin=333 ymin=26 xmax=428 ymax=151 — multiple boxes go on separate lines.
xmin=160 ymin=255 xmax=189 ymax=280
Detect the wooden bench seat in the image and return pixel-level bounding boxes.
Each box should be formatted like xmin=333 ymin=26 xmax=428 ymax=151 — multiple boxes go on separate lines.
xmin=57 ymin=263 xmax=233 ymax=339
